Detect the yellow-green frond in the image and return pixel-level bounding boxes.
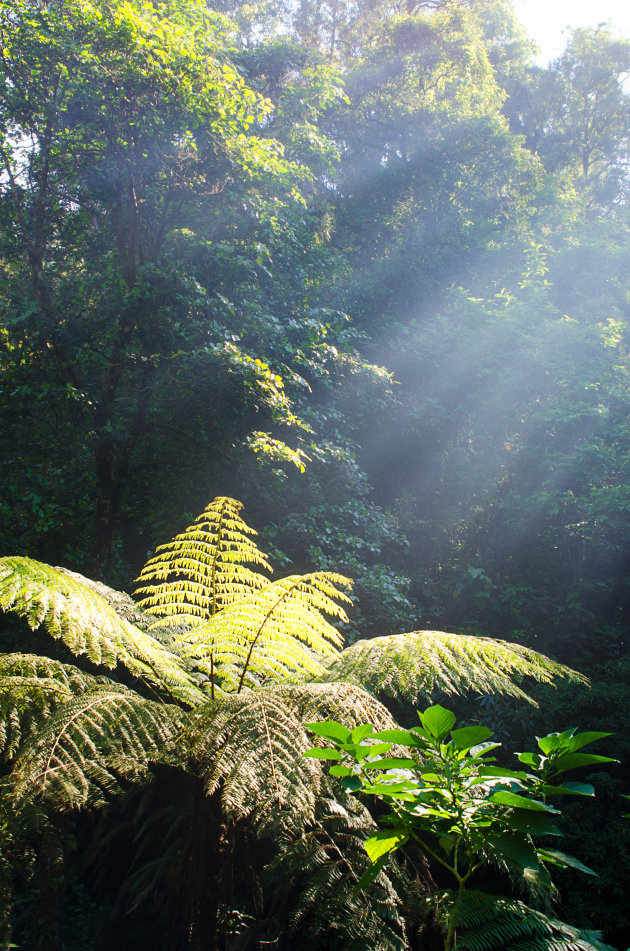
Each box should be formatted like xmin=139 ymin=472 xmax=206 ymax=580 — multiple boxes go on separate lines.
xmin=321 ymin=630 xmax=586 ymax=704
xmin=134 ymin=497 xmax=272 ymax=625
xmin=0 ymin=556 xmax=205 ymax=706
xmin=184 ymin=691 xmax=323 ymax=829
xmin=10 ymin=688 xmax=185 ymax=810
xmin=178 ymin=572 xmax=351 ymax=692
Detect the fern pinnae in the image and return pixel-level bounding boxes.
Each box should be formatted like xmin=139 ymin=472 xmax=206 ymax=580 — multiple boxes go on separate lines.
xmin=448 ymin=891 xmax=616 ymax=951
xmin=178 ymin=572 xmax=351 ymax=693
xmin=0 ymin=654 xmax=115 ymax=760
xmin=134 ymin=497 xmax=272 ymax=626
xmin=10 ymin=688 xmax=185 ymax=809
xmin=185 ymin=691 xmax=324 ymax=828
xmin=322 ymin=630 xmax=586 ymax=704
xmin=0 ymin=557 xmax=205 ymax=707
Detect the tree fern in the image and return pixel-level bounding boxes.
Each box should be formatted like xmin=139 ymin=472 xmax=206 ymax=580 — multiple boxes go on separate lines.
xmin=0 ymin=497 xmax=600 ymax=949
xmin=322 ymin=630 xmax=586 ymax=703
xmin=0 ymin=556 xmax=205 ymax=706
xmin=10 ymin=687 xmax=185 ymax=810
xmin=446 ymin=890 xmax=617 ymax=951
xmin=184 ymin=679 xmax=395 ymax=830
xmin=134 ymin=497 xmax=272 ymax=625
xmin=178 ymin=572 xmax=351 ymax=694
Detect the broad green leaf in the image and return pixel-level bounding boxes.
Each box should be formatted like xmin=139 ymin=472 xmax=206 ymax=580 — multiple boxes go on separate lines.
xmin=538 ymin=848 xmax=597 ymax=876
xmin=305 ymin=720 xmax=350 ymax=743
xmin=361 ymin=743 xmax=393 ymax=759
xmin=361 ymin=757 xmax=417 ymax=770
xmin=538 ymin=729 xmax=576 ymax=755
xmin=477 ymin=766 xmax=529 ymax=782
xmin=553 ymin=752 xmax=618 ymax=773
xmin=365 ymin=829 xmax=408 ymax=863
xmin=488 ymin=832 xmax=541 ymax=871
xmin=524 ymin=864 xmax=553 ymax=888
xmin=329 ymin=763 xmax=352 ymax=776
xmin=490 ymin=791 xmax=559 ymax=812
xmin=351 ymin=724 xmax=374 ymax=743
xmin=372 ymin=729 xmax=422 ymax=745
xmin=302 ymin=748 xmax=341 ymax=760
xmin=543 ymin=780 xmax=595 ymax=796
xmin=506 ymin=809 xmax=562 ymax=836
xmin=517 ymin=752 xmax=542 ymax=768
xmin=451 ymin=725 xmax=493 ymax=750
xmin=355 ymin=853 xmax=389 ymax=890
xmin=470 ymin=741 xmax=501 ymax=758
xmin=364 ymin=781 xmax=417 ymax=796
xmin=565 ymin=731 xmax=613 ymax=753
xmin=420 ymin=705 xmax=456 ymax=741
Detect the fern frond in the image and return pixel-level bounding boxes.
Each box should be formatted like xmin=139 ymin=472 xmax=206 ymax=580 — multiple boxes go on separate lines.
xmin=269 ymin=681 xmax=397 ymax=733
xmin=134 ymin=497 xmax=272 ymax=625
xmin=322 ymin=630 xmax=586 ymax=704
xmin=184 ymin=690 xmax=323 ymax=829
xmin=0 ymin=556 xmax=205 ymax=706
xmin=448 ymin=890 xmax=616 ymax=951
xmin=58 ymin=568 xmax=157 ymax=631
xmin=177 ymin=572 xmax=351 ymax=693
xmin=0 ymin=653 xmax=111 ymax=760
xmin=9 ymin=688 xmax=185 ymax=810
xmin=267 ymin=791 xmax=409 ymax=951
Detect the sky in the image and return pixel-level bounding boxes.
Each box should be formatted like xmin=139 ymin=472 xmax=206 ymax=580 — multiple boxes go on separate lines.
xmin=512 ymin=0 xmax=630 ymax=63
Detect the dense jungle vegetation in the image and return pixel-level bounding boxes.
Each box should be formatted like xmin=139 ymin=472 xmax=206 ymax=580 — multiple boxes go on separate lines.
xmin=1 ymin=0 xmax=630 ymax=947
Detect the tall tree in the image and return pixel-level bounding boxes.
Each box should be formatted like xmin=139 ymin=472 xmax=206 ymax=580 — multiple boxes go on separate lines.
xmin=0 ymin=0 xmax=381 ymax=579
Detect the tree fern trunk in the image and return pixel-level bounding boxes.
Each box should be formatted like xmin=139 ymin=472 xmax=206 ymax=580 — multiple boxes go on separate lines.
xmin=178 ymin=786 xmax=228 ymax=951
xmin=30 ymin=819 xmax=65 ymax=951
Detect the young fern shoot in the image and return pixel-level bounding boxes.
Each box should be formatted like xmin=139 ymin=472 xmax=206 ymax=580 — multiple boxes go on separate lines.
xmin=134 ymin=497 xmax=272 ymax=626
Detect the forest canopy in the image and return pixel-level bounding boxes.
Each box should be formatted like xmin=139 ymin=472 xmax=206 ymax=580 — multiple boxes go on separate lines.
xmin=1 ymin=0 xmax=630 ymax=947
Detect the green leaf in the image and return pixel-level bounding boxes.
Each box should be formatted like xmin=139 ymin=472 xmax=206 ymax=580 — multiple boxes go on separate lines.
xmin=477 ymin=766 xmax=529 ymax=781
xmin=451 ymin=725 xmax=493 ymax=750
xmin=489 ymin=791 xmax=559 ymax=812
xmin=329 ymin=764 xmax=352 ymax=776
xmin=364 ymin=829 xmax=408 ymax=863
xmin=553 ymin=752 xmax=618 ymax=773
xmin=372 ymin=729 xmax=422 ymax=745
xmin=538 ymin=729 xmax=576 ymax=755
xmin=565 ymin=731 xmax=613 ymax=753
xmin=355 ymin=853 xmax=389 ymax=890
xmin=351 ymin=724 xmax=374 ymax=743
xmin=361 ymin=757 xmax=417 ymax=770
xmin=487 ymin=832 xmax=541 ymax=871
xmin=305 ymin=720 xmax=350 ymax=743
xmin=538 ymin=848 xmax=597 ymax=876
xmin=506 ymin=809 xmax=562 ymax=836
xmin=523 ymin=864 xmax=553 ymax=888
xmin=470 ymin=741 xmax=501 ymax=758
xmin=302 ymin=748 xmax=341 ymax=760
xmin=363 ymin=781 xmax=417 ymax=796
xmin=543 ymin=780 xmax=595 ymax=796
xmin=420 ymin=705 xmax=456 ymax=741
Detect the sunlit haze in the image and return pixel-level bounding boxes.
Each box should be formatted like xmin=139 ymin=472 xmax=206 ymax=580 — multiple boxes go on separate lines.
xmin=513 ymin=0 xmax=630 ymax=62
